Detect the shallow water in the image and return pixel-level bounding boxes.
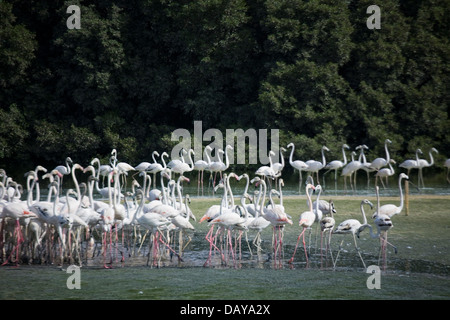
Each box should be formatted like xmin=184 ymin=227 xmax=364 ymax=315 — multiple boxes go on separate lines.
xmin=2 ymin=171 xmax=450 ymax=301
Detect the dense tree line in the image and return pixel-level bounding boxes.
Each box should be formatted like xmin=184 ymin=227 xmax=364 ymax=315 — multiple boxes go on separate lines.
xmin=0 ymin=0 xmax=449 ymax=176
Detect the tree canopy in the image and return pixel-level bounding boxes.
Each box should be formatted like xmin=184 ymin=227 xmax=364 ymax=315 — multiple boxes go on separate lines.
xmin=0 ymin=0 xmax=449 ymax=175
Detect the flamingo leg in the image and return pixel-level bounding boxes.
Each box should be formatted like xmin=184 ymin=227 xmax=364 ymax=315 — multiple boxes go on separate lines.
xmin=353 ymin=232 xmax=366 ymax=269
xmin=289 ymin=228 xmax=306 ymax=264
xmin=333 ymin=238 xmax=345 ymax=269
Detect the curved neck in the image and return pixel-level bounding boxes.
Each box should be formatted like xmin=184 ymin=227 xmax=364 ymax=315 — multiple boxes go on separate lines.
xmin=389 ymin=161 xmax=395 ymax=174
xmin=342 ymin=146 xmax=348 ymax=165
xmin=315 ymin=188 xmax=321 ymax=212
xmin=306 ymin=186 xmax=313 ymax=212
xmin=360 ymin=202 xmax=368 ymax=225
xmin=365 ymin=224 xmax=381 ymax=238
xmin=152 ymin=151 xmax=158 ymax=164
xmin=145 ymin=175 xmax=151 ymax=197
xmin=176 ymin=177 xmax=184 ymax=208
xmin=240 ymin=195 xmax=249 ymax=223
xmin=398 ymin=176 xmax=404 ymax=211
xmin=268 ymin=189 xmax=275 ymax=209
xmin=321 ymin=148 xmax=327 ymax=166
xmin=242 ymin=175 xmax=249 ymax=196
xmin=259 ymin=180 xmax=267 ymax=217
xmin=288 ymin=145 xmax=295 ymax=166
xmin=133 ymin=191 xmax=146 ymax=223
xmin=385 ymin=141 xmax=390 ymax=163
xmin=226 ymin=174 xmax=234 ymax=208
xmin=415 ymin=150 xmax=421 ymax=162
xmin=224 ymin=147 xmax=231 ymax=169
xmin=161 ymin=153 xmax=167 ymax=170
xmin=107 ymin=172 xmax=113 ymax=207
xmin=184 ymin=196 xmax=190 ymax=222
xmin=27 ymin=176 xmax=36 ymax=207
xmin=187 ymin=149 xmax=195 ymax=170
xmin=71 ymin=164 xmax=81 ymax=201
xmin=428 ymin=150 xmax=435 ymax=165
xmin=160 ymin=172 xmax=168 ymax=204
xmin=205 ymin=148 xmax=212 ymax=165
xmin=88 ymin=179 xmax=95 ymax=209
xmin=278 ymin=180 xmax=283 ymax=206
xmin=52 ymin=185 xmax=60 ymax=217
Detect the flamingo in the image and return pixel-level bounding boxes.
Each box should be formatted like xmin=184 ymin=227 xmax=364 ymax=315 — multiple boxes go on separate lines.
xmin=333 ymin=199 xmax=374 ymax=269
xmin=416 ymin=147 xmax=438 ymax=188
xmin=170 ymin=194 xmax=195 ymax=256
xmin=286 ymin=142 xmax=309 ymax=193
xmin=201 ymin=178 xmax=233 ymax=266
xmin=134 ymin=161 xmax=152 ymax=173
xmin=373 ymin=173 xmax=409 ymax=218
xmin=369 ymin=139 xmax=392 ymax=170
xmin=131 ymin=189 xmax=176 ymax=266
xmin=1 ymin=173 xmax=39 ymax=266
xmin=272 ymin=147 xmax=286 ymax=176
xmin=399 ymin=148 xmax=422 ymax=177
xmin=357 ymin=144 xmax=376 ymax=187
xmin=289 ymin=183 xmax=316 ymax=265
xmin=168 ymin=149 xmax=195 ymax=177
xmin=324 ymin=144 xmax=350 ymax=181
xmin=246 ymin=178 xmax=270 ymax=254
xmin=319 ymin=201 xmax=335 ymax=267
xmin=255 ymin=150 xmax=277 ymax=184
xmin=341 ymin=151 xmax=363 ymax=192
xmin=209 ymin=145 xmax=233 ymax=190
xmin=193 ymin=148 xmax=210 ymax=196
xmin=208 ymin=174 xmax=247 ymax=266
xmin=359 ymin=186 xmax=397 ymax=270
xmin=146 ymin=151 xmax=168 ymax=189
xmin=375 ymin=159 xmax=396 ymax=189
xmin=98 ymin=170 xmax=116 ymax=268
xmin=90 ymin=157 xmax=112 ymax=189
xmin=53 ymin=157 xmax=73 ymax=191
xmin=305 ymin=146 xmax=330 ymax=185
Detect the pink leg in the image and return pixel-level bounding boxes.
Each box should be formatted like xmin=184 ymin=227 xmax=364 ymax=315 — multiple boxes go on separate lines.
xmin=158 ymin=232 xmax=183 ymax=262
xmin=289 ymin=228 xmax=305 ymax=264
xmin=302 ymin=229 xmax=309 ymax=265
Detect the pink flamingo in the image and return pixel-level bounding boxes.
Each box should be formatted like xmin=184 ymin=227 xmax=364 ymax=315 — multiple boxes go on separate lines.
xmin=289 ymin=183 xmax=316 ymax=266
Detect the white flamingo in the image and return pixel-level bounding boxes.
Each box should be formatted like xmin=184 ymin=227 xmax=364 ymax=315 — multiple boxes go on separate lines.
xmin=373 ymin=173 xmax=409 ymax=218
xmin=416 ymin=147 xmax=438 ymax=188
xmin=53 ymin=157 xmax=73 ymax=191
xmin=341 ymin=151 xmax=363 ymax=192
xmin=305 ymin=146 xmax=330 ymax=184
xmin=359 ymin=186 xmax=397 ymax=270
xmin=286 ymin=142 xmax=309 ymax=193
xmin=324 ymin=144 xmax=350 ymax=181
xmin=375 ymin=159 xmax=396 ymax=189
xmin=146 ymin=151 xmax=168 ymax=189
xmin=369 ymin=139 xmax=392 ymax=171
xmin=333 ymin=199 xmax=373 ymax=269
xmin=193 ymin=148 xmax=210 ymax=196
xmin=289 ymin=183 xmax=316 ymax=265
xmin=168 ymin=149 xmax=195 ymax=177
xmin=357 ymin=144 xmax=377 ymax=187
xmin=399 ymin=148 xmax=422 ymax=176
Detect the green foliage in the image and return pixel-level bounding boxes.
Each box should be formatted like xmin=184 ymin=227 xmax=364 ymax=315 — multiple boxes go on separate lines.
xmin=0 ymin=0 xmax=448 ymax=171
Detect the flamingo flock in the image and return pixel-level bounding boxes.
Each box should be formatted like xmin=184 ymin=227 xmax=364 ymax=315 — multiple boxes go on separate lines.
xmin=0 ymin=140 xmax=448 ymax=271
